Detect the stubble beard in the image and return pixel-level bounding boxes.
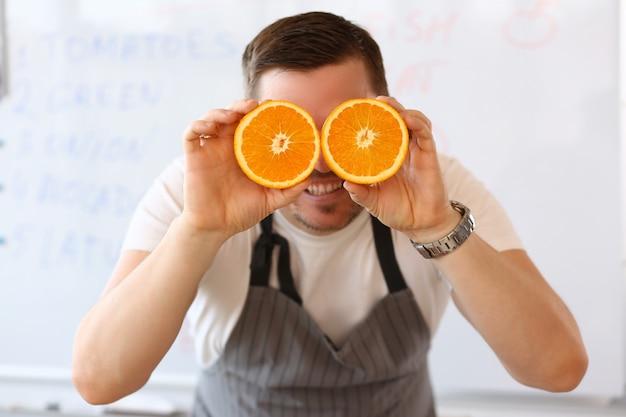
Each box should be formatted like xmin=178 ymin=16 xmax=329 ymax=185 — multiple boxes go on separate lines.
xmin=292 ymin=201 xmax=364 ymax=234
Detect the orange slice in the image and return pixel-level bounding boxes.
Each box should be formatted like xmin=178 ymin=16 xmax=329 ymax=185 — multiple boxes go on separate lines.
xmin=321 ymin=98 xmax=409 ymax=184
xmin=234 ymin=100 xmax=320 ymax=189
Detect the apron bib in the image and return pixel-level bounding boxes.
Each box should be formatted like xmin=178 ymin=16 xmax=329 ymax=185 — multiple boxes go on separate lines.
xmin=193 ymin=215 xmax=436 ymax=416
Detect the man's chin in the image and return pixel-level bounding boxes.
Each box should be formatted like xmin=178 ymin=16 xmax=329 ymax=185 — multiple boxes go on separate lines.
xmin=286 ymin=206 xmax=364 ymax=235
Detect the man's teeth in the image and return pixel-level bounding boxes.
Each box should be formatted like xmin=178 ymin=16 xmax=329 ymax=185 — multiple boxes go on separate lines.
xmin=306 ymin=182 xmax=343 ymax=195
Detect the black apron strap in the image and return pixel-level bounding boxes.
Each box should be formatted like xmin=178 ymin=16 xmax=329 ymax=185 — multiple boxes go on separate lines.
xmin=371 ymin=216 xmax=408 ymax=293
xmin=249 ymin=214 xmax=302 ymax=305
xmin=250 ymin=214 xmax=406 ymax=303
xmin=249 ymin=216 xmax=274 ymax=287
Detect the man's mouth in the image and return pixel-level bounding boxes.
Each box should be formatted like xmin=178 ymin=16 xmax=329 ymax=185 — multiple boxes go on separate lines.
xmin=306 ymin=182 xmax=344 ymax=196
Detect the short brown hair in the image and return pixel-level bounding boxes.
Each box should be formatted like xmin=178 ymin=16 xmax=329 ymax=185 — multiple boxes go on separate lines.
xmin=242 ymin=11 xmax=389 ymax=98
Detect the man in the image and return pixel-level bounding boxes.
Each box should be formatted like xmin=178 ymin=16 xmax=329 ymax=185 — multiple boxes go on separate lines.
xmin=72 ymin=11 xmax=587 ymax=416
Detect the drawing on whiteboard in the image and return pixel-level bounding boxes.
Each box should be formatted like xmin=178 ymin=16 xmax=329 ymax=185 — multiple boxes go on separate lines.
xmin=502 ymin=0 xmax=560 ymax=49
xmin=394 ymin=59 xmax=450 ymax=94
xmin=363 ymin=9 xmax=458 ymax=44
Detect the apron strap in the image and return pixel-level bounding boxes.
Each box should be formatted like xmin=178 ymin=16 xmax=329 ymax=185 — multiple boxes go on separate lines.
xmin=250 ymin=214 xmax=302 ymax=305
xmin=250 ymin=214 xmax=407 ymax=303
xmin=371 ymin=216 xmax=408 ymax=293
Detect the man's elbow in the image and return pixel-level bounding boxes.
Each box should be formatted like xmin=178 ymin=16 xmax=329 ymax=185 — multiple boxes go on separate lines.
xmin=72 ymin=365 xmax=111 ymax=405
xmin=508 ymin=342 xmax=589 ymax=393
xmin=524 ymin=343 xmax=589 ymax=393
xmin=545 ymin=347 xmax=589 ymax=393
xmin=71 ymin=360 xmax=147 ymax=405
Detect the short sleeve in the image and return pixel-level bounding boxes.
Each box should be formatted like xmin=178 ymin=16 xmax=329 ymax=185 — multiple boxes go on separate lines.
xmin=121 ymin=157 xmax=185 ymax=252
xmin=439 ymin=155 xmax=524 ymax=251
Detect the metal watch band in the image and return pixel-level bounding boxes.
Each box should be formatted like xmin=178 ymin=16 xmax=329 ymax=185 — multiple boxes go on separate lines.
xmin=410 ymin=201 xmax=476 ymax=259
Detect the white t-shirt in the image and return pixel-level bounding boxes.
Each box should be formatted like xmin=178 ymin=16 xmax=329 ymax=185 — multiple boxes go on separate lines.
xmin=122 ymin=154 xmax=523 ymax=367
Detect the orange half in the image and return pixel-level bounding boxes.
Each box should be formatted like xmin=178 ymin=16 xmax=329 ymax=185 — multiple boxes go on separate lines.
xmin=234 ymin=100 xmax=320 ymax=189
xmin=321 ymin=98 xmax=409 ymax=184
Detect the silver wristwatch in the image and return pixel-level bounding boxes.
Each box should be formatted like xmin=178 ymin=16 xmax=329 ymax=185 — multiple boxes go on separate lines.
xmin=410 ymin=201 xmax=476 ymax=259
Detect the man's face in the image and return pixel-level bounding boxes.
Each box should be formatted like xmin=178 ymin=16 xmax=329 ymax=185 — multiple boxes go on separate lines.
xmin=256 ymin=59 xmax=378 ymax=235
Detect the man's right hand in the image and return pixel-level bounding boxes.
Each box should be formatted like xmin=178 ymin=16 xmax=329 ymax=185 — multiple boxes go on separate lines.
xmin=180 ymin=99 xmax=310 ymax=238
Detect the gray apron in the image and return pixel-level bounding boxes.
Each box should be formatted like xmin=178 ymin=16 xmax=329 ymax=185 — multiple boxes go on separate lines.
xmin=192 ymin=215 xmax=436 ymax=416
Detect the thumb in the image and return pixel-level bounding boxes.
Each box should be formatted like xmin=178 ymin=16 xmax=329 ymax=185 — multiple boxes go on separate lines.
xmin=343 ymin=181 xmax=376 ymax=209
xmin=268 ymin=179 xmax=311 ymax=209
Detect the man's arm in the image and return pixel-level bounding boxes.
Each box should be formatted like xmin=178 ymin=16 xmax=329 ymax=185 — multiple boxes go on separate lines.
xmin=72 ymin=217 xmax=228 ymax=404
xmin=439 ymin=240 xmax=587 ymax=392
xmin=345 ymin=96 xmax=587 ymax=391
xmin=72 ymin=99 xmax=310 ymax=404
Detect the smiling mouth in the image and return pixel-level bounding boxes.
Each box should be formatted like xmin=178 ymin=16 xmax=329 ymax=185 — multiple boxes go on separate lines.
xmin=306 ymin=182 xmax=344 ymax=196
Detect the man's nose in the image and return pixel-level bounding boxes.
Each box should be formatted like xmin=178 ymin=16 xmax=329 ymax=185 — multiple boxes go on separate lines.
xmin=314 ymin=153 xmax=332 ymax=173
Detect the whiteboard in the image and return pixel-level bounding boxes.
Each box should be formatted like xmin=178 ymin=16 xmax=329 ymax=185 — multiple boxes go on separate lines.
xmin=0 ymin=0 xmax=623 ymax=400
